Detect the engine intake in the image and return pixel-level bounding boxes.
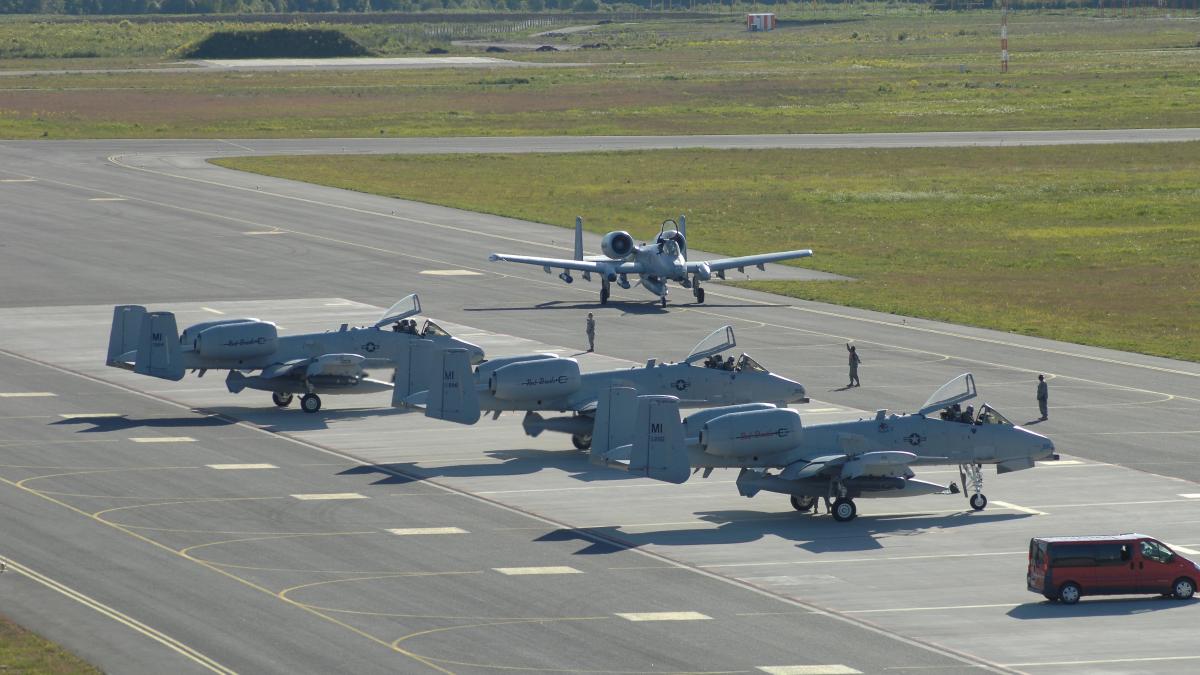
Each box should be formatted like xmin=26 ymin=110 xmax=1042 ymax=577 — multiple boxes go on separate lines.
xmin=490 ymin=358 xmax=581 ymax=401
xmin=601 ymin=231 xmax=635 ymax=259
xmin=194 ymin=320 xmax=278 ymax=360
xmin=701 ymin=408 xmax=802 ymax=457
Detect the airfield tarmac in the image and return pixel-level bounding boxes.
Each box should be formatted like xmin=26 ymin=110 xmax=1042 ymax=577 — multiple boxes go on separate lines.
xmin=2 ymin=135 xmax=1200 ymax=673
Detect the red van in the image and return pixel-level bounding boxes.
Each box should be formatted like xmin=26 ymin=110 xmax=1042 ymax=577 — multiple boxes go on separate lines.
xmin=1029 ymin=534 xmax=1199 ymax=604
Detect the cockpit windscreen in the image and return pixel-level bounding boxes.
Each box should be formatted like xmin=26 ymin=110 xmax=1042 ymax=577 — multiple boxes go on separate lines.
xmin=421 ymin=320 xmax=450 ymax=338
xmin=736 ymin=354 xmax=767 ymax=374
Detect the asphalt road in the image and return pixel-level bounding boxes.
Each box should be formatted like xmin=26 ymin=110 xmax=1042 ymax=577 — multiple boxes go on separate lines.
xmin=1 ymin=133 xmax=1199 ymax=673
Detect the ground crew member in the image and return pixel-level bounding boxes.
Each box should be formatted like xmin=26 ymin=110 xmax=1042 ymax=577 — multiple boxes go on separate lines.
xmin=846 ymin=343 xmax=862 ymax=387
xmin=585 ymin=313 xmax=595 ymax=352
xmin=1037 ymin=374 xmax=1049 ymax=420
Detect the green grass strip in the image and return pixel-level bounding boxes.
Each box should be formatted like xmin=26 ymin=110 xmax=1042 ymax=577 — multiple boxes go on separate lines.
xmin=217 ymin=143 xmax=1200 ymax=361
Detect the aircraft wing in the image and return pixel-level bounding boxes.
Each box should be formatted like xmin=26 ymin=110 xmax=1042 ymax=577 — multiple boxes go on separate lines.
xmin=489 ymin=253 xmax=641 ymax=275
xmin=689 ymin=250 xmax=813 ymax=276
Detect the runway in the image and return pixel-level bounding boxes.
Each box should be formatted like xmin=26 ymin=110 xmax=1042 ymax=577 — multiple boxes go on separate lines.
xmin=2 ymin=133 xmax=1199 ymax=673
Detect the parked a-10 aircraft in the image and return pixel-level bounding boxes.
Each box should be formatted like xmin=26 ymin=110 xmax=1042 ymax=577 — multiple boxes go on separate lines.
xmin=591 ymin=374 xmax=1057 ymax=522
xmin=404 ymin=326 xmax=809 ymax=449
xmin=489 ymin=215 xmax=813 ymax=306
xmin=106 ymin=295 xmax=484 ymax=413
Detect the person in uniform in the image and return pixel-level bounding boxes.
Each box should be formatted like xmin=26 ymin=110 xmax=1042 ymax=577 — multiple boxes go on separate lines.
xmin=585 ymin=313 xmax=596 ymax=352
xmin=1037 ymin=374 xmax=1049 ymax=420
xmin=846 ymin=343 xmax=862 ymax=387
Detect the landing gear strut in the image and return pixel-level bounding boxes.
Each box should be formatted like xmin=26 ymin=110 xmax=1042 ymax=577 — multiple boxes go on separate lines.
xmin=300 ymin=393 xmax=322 ymax=414
xmin=571 ymin=433 xmax=592 ymax=450
xmin=600 ymin=282 xmax=610 ymax=305
xmin=959 ymin=463 xmax=987 ymax=511
xmin=272 ymin=392 xmax=293 ymax=408
xmin=660 ymin=295 xmax=668 ymax=307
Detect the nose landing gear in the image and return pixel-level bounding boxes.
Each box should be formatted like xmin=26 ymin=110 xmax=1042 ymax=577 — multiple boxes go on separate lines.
xmin=960 ymin=463 xmax=987 ymax=511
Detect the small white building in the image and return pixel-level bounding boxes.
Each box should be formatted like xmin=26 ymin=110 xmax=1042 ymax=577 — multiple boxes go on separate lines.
xmin=747 ymin=13 xmax=777 ymax=32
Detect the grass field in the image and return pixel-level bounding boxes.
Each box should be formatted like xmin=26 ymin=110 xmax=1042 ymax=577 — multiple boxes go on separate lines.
xmin=217 ymin=142 xmax=1200 ymax=361
xmin=0 ymin=612 xmax=100 ymax=674
xmin=1 ymin=11 xmax=1199 ymax=138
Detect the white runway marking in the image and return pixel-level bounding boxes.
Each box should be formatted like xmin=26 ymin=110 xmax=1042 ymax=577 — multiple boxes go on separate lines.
xmin=1006 ymin=655 xmax=1200 ymax=668
xmin=207 ymin=463 xmax=278 ymax=470
xmin=0 ymin=392 xmax=56 ymax=398
xmin=88 ymin=197 xmax=126 ymax=202
xmin=0 ymin=178 xmax=36 ymax=183
xmin=387 ymin=527 xmax=467 ymax=535
xmin=1037 ymin=459 xmax=1082 ymax=467
xmin=615 ymin=611 xmax=711 ymax=622
xmin=1165 ymin=542 xmax=1200 ymax=556
xmin=420 ymin=269 xmax=483 ymax=276
xmin=201 ymin=307 xmax=224 ymax=315
xmin=130 ymin=437 xmax=195 ymax=443
xmin=1179 ymin=494 xmax=1200 ymax=499
xmin=58 ymin=413 xmax=122 ymax=418
xmin=845 ymin=603 xmax=1019 ymax=614
xmin=991 ymin=500 xmax=1047 ymax=516
xmin=291 ymin=492 xmax=367 ymax=501
xmin=493 ymin=566 xmax=582 ymax=576
xmin=758 ymin=662 xmax=864 ymax=667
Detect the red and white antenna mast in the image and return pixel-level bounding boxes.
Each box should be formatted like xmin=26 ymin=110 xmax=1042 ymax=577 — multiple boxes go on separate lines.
xmin=1000 ymin=0 xmax=1010 ymax=73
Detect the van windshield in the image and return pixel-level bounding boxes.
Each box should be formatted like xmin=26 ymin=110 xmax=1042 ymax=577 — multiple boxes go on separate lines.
xmin=1141 ymin=539 xmax=1175 ymax=564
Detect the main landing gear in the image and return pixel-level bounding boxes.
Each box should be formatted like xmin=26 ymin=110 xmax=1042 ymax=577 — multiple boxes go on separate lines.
xmin=272 ymin=392 xmax=293 ymax=408
xmin=959 ymin=463 xmax=988 ymax=511
xmin=571 ymin=433 xmax=592 ymax=450
xmin=600 ymin=283 xmax=610 ymax=305
xmin=790 ymin=495 xmax=817 ymax=513
xmin=300 ymin=393 xmax=322 ymax=414
xmin=693 ymin=286 xmax=705 ymax=304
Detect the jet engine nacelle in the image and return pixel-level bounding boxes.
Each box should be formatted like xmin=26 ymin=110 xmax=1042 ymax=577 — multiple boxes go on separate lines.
xmin=194 ymin=320 xmax=278 ymax=360
xmin=489 ymin=358 xmax=581 ymax=401
xmin=306 ymin=353 xmax=365 ymax=379
xmin=600 ymin=231 xmax=635 ymax=259
xmin=700 ymin=408 xmax=802 ymax=457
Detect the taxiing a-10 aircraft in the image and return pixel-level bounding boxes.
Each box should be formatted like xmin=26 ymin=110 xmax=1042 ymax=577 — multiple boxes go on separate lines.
xmin=591 ymin=374 xmax=1057 ymax=522
xmin=106 ymin=295 xmax=484 ymax=413
xmin=488 ymin=215 xmax=814 ymax=306
xmin=403 ymin=325 xmax=809 ymax=449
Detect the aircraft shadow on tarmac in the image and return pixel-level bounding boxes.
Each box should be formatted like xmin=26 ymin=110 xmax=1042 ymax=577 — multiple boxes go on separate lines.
xmin=337 ymin=449 xmax=639 ymax=485
xmin=530 ymin=509 xmax=1031 ymax=555
xmin=53 ymin=414 xmax=235 ymax=432
xmin=203 ymin=405 xmax=418 ymax=433
xmin=463 ymin=299 xmax=790 ymax=314
xmin=1007 ymin=596 xmax=1197 ymax=619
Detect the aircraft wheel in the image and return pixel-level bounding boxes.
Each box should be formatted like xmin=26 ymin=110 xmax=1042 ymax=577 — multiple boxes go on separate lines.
xmin=272 ymin=392 xmax=293 ymax=408
xmin=1057 ymin=582 xmax=1081 ymax=605
xmin=831 ymin=497 xmax=857 ymax=522
xmin=1172 ymin=577 xmax=1196 ymax=600
xmin=300 ymin=393 xmax=322 ymax=414
xmin=660 ymin=296 xmax=667 ymax=307
xmin=970 ymin=493 xmax=988 ymax=511
xmin=600 ymin=287 xmax=610 ymax=305
xmin=571 ymin=433 xmax=592 ymax=450
xmin=695 ymin=287 xmax=705 ymax=304
xmin=790 ymin=495 xmax=816 ymax=513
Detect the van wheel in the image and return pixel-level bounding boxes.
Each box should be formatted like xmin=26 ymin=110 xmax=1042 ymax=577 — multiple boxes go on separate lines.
xmin=1172 ymin=577 xmax=1195 ymax=600
xmin=1058 ymin=582 xmax=1081 ymax=605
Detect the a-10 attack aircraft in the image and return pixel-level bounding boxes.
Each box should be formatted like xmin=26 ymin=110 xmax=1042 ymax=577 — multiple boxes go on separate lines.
xmin=488 ymin=215 xmax=814 ymax=306
xmin=404 ymin=325 xmax=809 ymax=449
xmin=106 ymin=295 xmax=484 ymax=413
xmin=590 ymin=374 xmax=1057 ymax=522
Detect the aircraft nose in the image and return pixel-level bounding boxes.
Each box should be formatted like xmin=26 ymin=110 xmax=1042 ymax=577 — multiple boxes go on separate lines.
xmin=1025 ymin=429 xmax=1056 ymax=460
xmin=453 ymin=339 xmax=486 ymax=364
xmin=776 ymin=377 xmax=808 ymax=404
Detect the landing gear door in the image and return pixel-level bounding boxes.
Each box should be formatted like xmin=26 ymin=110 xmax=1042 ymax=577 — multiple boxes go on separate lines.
xmin=917 ymin=373 xmax=977 ymax=417
xmin=684 ymin=325 xmax=736 ymax=365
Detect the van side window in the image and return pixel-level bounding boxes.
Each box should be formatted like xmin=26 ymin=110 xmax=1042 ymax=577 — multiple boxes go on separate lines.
xmin=1141 ymin=540 xmax=1175 ymax=564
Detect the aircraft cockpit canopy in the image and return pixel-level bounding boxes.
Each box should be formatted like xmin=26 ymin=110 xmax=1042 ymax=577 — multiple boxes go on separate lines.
xmin=420 ymin=320 xmax=450 ymax=338
xmin=374 ymin=294 xmax=422 ymax=328
xmin=655 ymin=224 xmax=686 ymax=256
xmin=736 ymin=354 xmax=767 ymax=374
xmin=975 ymin=404 xmax=1013 ymax=426
xmin=918 ymin=372 xmax=977 ymax=417
xmin=684 ymin=325 xmax=736 ymax=365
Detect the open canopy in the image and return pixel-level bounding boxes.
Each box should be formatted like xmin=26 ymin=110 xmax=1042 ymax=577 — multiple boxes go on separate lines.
xmin=684 ymin=325 xmax=736 ymax=365
xmin=918 ymin=373 xmax=977 ymax=416
xmin=374 ymin=294 xmax=422 ymax=328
